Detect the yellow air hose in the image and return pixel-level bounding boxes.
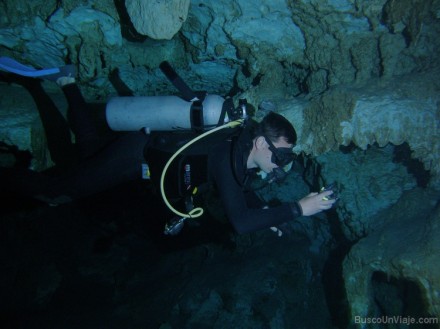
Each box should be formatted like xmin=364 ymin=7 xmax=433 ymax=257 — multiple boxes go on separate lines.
xmin=160 ymin=119 xmax=244 ymax=219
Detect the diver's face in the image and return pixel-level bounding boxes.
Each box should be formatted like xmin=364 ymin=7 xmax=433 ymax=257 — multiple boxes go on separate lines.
xmin=251 ymin=136 xmax=293 ymax=173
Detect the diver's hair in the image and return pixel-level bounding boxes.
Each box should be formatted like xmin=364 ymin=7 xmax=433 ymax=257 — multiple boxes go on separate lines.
xmin=253 ymin=111 xmax=297 ymax=145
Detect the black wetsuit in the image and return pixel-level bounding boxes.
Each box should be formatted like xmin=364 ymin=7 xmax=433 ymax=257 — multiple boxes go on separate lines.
xmin=1 ymin=79 xmax=303 ymax=234
xmin=207 ymin=134 xmax=303 ymax=234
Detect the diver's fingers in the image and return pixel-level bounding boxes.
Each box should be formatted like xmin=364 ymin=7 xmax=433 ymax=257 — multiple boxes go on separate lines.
xmin=319 ymin=190 xmax=334 ymax=198
xmin=323 ymin=197 xmax=336 ymax=203
xmin=321 ymin=199 xmax=336 ymax=209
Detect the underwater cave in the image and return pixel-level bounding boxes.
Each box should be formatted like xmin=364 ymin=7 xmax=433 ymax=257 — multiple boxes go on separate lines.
xmin=1 ymin=0 xmax=440 ymax=328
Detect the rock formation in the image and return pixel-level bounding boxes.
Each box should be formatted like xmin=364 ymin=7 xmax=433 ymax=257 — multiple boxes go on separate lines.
xmin=125 ymin=0 xmax=191 ymax=40
xmin=343 ymin=188 xmax=440 ymax=323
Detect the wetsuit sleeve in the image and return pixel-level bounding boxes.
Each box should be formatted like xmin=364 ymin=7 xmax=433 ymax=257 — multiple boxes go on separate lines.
xmin=210 ymin=144 xmax=303 ymax=234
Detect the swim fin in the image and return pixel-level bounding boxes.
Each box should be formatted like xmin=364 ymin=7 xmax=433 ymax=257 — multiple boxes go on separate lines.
xmin=0 ymin=56 xmax=60 ymax=77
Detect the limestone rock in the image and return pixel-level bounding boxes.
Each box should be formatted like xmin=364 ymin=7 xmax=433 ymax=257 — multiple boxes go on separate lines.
xmin=316 ymin=145 xmax=417 ymax=241
xmin=125 ymin=0 xmax=190 ymax=40
xmin=1 ymin=0 xmax=439 ymax=100
xmin=343 ymin=188 xmax=440 ymax=325
xmin=48 ymin=6 xmax=122 ymax=47
xmin=297 ymin=70 xmax=440 ymax=189
xmin=0 ymin=0 xmax=58 ymax=26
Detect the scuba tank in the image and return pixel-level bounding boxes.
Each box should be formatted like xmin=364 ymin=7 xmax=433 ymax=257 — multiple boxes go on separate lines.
xmin=106 ymin=94 xmax=226 ymax=131
xmin=105 ymin=61 xmax=240 ymax=132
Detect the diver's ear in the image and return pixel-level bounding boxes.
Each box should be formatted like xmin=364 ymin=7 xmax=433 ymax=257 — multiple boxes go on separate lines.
xmin=255 ymin=136 xmax=266 ymax=149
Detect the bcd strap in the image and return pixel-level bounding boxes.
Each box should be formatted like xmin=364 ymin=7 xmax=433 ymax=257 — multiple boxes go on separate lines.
xmin=217 ymin=98 xmax=234 ymax=126
xmin=159 ymin=61 xmax=199 ymax=102
xmin=190 ymin=100 xmax=204 ymax=132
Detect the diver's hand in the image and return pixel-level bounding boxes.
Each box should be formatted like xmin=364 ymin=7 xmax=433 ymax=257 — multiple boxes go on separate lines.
xmin=298 ymin=191 xmax=336 ymax=216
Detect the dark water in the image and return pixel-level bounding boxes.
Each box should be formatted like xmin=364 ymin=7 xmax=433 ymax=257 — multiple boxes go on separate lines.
xmin=0 ymin=180 xmax=336 ymax=329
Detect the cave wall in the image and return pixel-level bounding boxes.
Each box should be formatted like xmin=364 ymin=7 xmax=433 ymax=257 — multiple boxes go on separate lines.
xmin=343 ymin=188 xmax=440 ymax=324
xmin=1 ymin=0 xmax=439 ymax=97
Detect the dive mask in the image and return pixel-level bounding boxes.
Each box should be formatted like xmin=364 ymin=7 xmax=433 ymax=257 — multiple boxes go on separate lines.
xmin=263 ymin=135 xmax=296 ymax=167
xmin=263 ymin=136 xmax=296 ymax=183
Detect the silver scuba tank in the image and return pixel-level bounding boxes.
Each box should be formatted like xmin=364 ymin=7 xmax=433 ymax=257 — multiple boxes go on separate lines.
xmin=105 ymin=94 xmax=225 ymax=131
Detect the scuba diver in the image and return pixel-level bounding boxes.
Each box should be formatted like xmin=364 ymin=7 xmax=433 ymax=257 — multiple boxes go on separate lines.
xmin=0 ymin=57 xmax=337 ymax=235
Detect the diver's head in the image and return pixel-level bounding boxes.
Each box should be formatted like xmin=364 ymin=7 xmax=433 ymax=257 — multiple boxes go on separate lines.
xmin=247 ymin=112 xmax=297 ymax=176
xmin=255 ymin=111 xmax=297 ymax=145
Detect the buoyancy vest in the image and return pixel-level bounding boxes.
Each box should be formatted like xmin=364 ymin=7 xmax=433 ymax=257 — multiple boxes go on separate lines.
xmin=144 ymin=127 xmax=244 ymax=201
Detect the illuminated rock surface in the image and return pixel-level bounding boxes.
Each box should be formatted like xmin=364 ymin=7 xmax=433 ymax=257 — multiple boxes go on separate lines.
xmin=125 ymin=0 xmax=190 ymax=40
